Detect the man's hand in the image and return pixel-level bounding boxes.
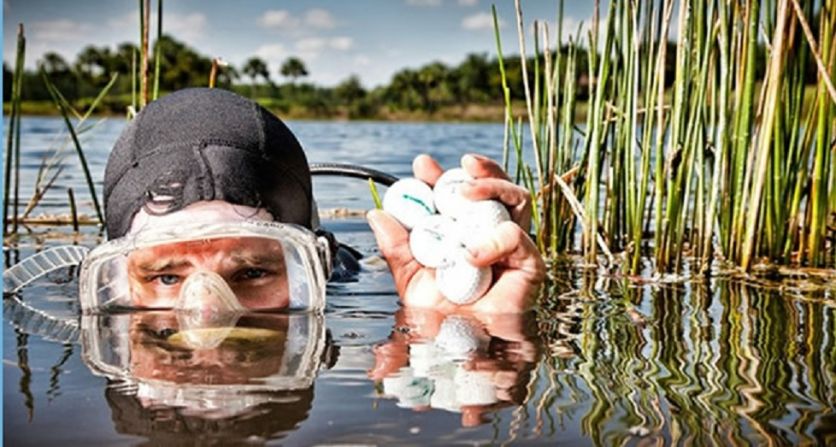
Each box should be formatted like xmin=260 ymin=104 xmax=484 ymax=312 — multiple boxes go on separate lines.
xmin=367 ymin=154 xmax=545 ymax=314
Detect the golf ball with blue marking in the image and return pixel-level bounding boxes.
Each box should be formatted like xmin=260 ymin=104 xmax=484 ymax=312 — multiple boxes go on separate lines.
xmin=383 ymin=178 xmax=436 ymax=229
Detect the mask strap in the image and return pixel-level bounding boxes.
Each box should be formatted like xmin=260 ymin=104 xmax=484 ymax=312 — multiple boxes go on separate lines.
xmin=3 ymin=245 xmax=89 ymax=295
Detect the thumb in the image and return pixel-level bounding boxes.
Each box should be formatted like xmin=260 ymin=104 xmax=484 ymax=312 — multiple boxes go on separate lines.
xmin=366 ymin=209 xmax=421 ymax=295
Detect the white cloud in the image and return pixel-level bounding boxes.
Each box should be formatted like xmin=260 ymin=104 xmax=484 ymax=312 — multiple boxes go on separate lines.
xmin=254 ymin=43 xmax=286 ymax=63
xmin=259 ymin=10 xmax=299 ymax=29
xmin=330 ymin=36 xmax=353 ymax=50
xmin=106 ymin=10 xmax=207 ymax=42
xmin=354 ymin=55 xmax=371 ymax=66
xmin=406 ymin=0 xmax=442 ymax=6
xmin=304 ymin=8 xmax=336 ymax=29
xmin=259 ymin=8 xmax=338 ymax=30
xmin=294 ymin=36 xmax=353 ymax=60
xmin=30 ymin=19 xmax=93 ymax=43
xmin=462 ymin=12 xmax=501 ymax=31
xmin=458 ymin=0 xmax=478 ymax=6
xmin=165 ymin=13 xmax=208 ymax=42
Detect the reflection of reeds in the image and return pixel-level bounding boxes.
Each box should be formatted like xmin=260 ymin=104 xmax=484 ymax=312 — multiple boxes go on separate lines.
xmin=530 ymin=272 xmax=834 ymax=444
xmin=498 ymin=0 xmax=835 ymax=273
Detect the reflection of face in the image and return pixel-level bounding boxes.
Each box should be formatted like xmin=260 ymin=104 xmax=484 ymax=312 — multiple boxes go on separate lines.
xmin=128 ymin=312 xmax=289 ymax=385
xmin=126 ymin=237 xmax=290 ymax=309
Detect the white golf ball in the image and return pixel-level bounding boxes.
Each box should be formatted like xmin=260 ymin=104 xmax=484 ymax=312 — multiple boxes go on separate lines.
xmin=454 ymin=200 xmax=511 ymax=228
xmin=433 ymin=168 xmax=473 ymax=217
xmin=435 ymin=249 xmax=492 ymax=305
xmin=383 ymin=178 xmax=435 ymax=229
xmin=409 ymin=214 xmax=462 ymax=268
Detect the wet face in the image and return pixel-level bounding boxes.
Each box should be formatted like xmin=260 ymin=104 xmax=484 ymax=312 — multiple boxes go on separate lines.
xmin=126 ymin=237 xmax=290 ymax=310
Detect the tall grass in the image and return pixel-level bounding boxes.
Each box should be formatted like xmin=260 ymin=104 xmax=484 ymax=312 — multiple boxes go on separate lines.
xmin=496 ymin=0 xmax=835 ymax=274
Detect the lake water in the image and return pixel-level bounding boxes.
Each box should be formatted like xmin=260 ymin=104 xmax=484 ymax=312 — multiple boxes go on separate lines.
xmin=3 ymin=117 xmax=835 ymax=446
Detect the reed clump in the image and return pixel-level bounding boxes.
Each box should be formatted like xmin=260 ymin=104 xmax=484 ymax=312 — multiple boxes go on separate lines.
xmin=495 ymin=0 xmax=835 ymax=275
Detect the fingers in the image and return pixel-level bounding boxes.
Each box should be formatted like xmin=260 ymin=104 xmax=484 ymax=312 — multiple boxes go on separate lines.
xmin=413 ymin=154 xmax=444 ymax=187
xmin=459 ymin=178 xmax=532 ymax=232
xmin=366 ymin=209 xmax=421 ymax=296
xmin=461 ymin=153 xmax=511 ymax=181
xmin=465 ymin=222 xmax=543 ymax=277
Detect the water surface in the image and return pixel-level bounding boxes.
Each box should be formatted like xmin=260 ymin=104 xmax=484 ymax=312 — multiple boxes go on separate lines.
xmin=3 ymin=117 xmax=834 ymax=446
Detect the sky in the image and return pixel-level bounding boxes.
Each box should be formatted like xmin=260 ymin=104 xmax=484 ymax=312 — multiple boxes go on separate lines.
xmin=3 ymin=0 xmax=598 ymax=88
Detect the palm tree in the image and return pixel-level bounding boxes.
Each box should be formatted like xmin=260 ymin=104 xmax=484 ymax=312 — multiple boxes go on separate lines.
xmin=242 ymin=57 xmax=270 ymax=96
xmin=280 ymin=57 xmax=308 ymax=84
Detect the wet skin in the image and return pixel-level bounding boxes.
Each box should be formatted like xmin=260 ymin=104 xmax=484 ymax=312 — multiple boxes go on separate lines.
xmin=126 ymin=237 xmax=290 ymax=309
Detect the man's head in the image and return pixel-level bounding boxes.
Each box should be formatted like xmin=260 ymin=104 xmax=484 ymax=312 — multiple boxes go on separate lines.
xmin=104 ymin=88 xmax=314 ymax=238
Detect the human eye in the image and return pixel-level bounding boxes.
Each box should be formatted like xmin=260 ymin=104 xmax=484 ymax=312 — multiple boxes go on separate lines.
xmin=235 ymin=268 xmax=272 ymax=281
xmin=147 ymin=274 xmax=181 ymax=286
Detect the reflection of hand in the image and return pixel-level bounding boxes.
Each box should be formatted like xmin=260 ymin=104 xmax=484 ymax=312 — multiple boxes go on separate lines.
xmin=367 ymin=154 xmax=546 ymax=313
xmin=369 ymin=308 xmax=539 ymax=427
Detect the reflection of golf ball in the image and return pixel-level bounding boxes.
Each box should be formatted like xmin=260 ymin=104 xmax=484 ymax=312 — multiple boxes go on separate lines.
xmin=383 ymin=178 xmax=435 ymax=229
xmin=433 ymin=168 xmax=473 ymax=216
xmin=455 ymin=367 xmax=498 ymax=406
xmin=382 ymin=368 xmax=434 ymax=408
xmin=436 ymin=250 xmax=492 ymax=304
xmin=409 ymin=215 xmax=462 ymax=267
xmin=434 ymin=315 xmax=489 ymax=356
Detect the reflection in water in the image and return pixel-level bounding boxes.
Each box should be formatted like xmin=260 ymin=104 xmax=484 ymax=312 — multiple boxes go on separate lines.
xmin=370 ymin=309 xmax=540 ymax=428
xmin=80 ymin=311 xmax=334 ymax=445
xmin=525 ymin=274 xmax=835 ymax=446
xmin=5 ymin=263 xmax=835 ymax=445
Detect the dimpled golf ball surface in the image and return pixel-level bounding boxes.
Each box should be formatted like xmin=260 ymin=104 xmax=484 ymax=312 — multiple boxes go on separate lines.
xmin=436 ymin=249 xmax=492 ymax=304
xmin=433 ymin=168 xmax=473 ymax=216
xmin=409 ymin=215 xmax=462 ymax=268
xmin=383 ymin=178 xmax=435 ymax=229
xmin=455 ymin=200 xmax=511 ymax=228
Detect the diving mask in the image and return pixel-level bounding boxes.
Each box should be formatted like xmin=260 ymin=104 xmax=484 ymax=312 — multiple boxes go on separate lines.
xmin=79 ymin=220 xmax=332 ymax=312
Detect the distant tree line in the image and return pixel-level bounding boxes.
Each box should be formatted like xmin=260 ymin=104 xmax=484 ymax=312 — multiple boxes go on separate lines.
xmin=3 ymin=33 xmax=811 ymax=119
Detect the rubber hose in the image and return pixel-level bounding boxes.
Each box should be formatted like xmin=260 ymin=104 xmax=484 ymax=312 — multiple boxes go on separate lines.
xmin=309 ymin=163 xmax=399 ymax=186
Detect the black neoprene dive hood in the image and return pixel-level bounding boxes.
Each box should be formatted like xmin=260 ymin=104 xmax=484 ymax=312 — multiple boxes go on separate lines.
xmin=103 ymin=88 xmax=314 ymax=239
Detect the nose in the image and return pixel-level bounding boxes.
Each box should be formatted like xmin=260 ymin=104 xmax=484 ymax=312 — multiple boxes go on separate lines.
xmin=174 ymin=271 xmax=246 ymax=350
xmin=176 ymin=270 xmax=246 ymax=314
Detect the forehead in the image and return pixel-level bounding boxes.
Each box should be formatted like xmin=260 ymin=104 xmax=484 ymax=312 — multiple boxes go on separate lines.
xmin=129 ymin=237 xmax=283 ymax=262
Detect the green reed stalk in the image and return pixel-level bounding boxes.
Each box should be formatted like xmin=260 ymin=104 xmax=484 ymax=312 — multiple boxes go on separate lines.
xmin=492 ymin=5 xmax=523 ymax=179
xmin=584 ymin=1 xmax=616 ymax=263
xmin=4 ymin=24 xmax=25 ymax=236
xmin=42 ymin=70 xmax=104 ymax=225
xmin=67 ymin=188 xmax=79 ymax=232
xmin=153 ymin=0 xmax=162 ymax=101
xmin=740 ymin=0 xmax=790 ymax=270
xmin=803 ymin=2 xmax=834 ymax=266
xmin=139 ymin=0 xmax=149 ymax=108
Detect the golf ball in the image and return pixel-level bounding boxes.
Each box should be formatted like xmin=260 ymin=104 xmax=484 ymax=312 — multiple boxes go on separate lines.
xmin=435 ymin=249 xmax=492 ymax=305
xmin=453 ymin=200 xmax=511 ymax=247
xmin=409 ymin=214 xmax=462 ymax=267
xmin=383 ymin=178 xmax=436 ymax=229
xmin=433 ymin=168 xmax=473 ymax=217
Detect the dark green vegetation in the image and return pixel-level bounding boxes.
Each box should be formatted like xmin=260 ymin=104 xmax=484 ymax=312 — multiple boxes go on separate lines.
xmin=499 ymin=0 xmax=835 ymax=273
xmin=5 ymin=32 xmax=779 ymax=121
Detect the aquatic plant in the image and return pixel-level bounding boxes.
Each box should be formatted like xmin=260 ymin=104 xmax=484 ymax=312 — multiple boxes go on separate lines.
xmin=496 ymin=0 xmax=836 ymax=274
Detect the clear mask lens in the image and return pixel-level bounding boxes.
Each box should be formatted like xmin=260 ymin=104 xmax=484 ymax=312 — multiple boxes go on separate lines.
xmin=80 ymin=222 xmax=330 ymax=312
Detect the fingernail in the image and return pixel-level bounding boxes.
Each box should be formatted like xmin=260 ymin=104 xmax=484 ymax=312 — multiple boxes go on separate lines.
xmin=366 ymin=210 xmax=381 ymax=232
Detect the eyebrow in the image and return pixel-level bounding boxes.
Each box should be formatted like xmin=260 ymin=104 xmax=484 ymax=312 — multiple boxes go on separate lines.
xmin=135 ymin=259 xmax=192 ymax=273
xmin=229 ymin=252 xmax=284 ymax=267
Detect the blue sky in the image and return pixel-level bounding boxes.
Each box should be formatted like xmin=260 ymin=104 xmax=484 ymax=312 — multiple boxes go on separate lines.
xmin=3 ymin=0 xmax=598 ymax=88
